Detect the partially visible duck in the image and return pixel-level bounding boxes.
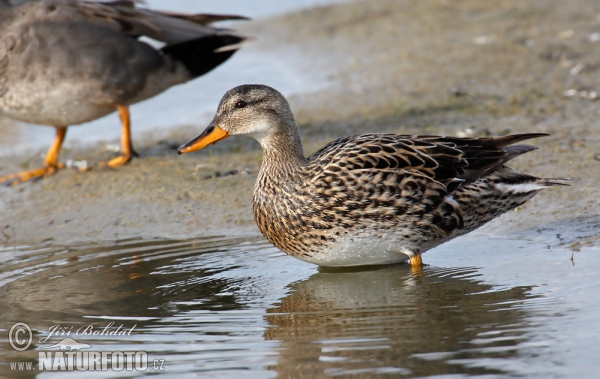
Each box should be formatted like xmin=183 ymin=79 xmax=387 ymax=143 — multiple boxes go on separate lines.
xmin=0 ymin=0 xmax=247 ymax=185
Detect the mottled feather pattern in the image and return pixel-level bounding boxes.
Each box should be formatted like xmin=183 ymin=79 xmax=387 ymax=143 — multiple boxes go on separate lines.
xmin=182 ymin=85 xmax=568 ymax=266
xmin=253 ymin=131 xmax=564 ymax=263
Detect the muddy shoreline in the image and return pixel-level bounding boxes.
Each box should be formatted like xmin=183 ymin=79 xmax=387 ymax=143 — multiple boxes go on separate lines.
xmin=1 ymin=0 xmax=598 ymax=249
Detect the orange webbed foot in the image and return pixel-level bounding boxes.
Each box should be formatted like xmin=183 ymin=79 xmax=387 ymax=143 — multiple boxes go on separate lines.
xmin=1 ymin=126 xmax=68 ymax=186
xmin=99 ymin=152 xmax=133 ymax=169
xmin=0 ymin=163 xmax=64 ymax=186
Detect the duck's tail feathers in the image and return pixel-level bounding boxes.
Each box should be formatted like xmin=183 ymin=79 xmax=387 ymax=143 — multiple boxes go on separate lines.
xmin=491 ymin=170 xmax=570 ymax=196
xmin=161 ymin=34 xmax=247 ymax=78
xmin=534 ymin=178 xmax=571 ymax=187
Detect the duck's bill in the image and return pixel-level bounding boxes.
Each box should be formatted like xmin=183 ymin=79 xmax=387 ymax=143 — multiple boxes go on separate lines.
xmin=177 ymin=123 xmax=230 ymax=155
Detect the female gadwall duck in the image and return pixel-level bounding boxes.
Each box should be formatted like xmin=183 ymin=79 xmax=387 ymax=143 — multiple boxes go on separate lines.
xmin=0 ymin=0 xmax=247 ymax=185
xmin=178 ymin=85 xmax=568 ymax=267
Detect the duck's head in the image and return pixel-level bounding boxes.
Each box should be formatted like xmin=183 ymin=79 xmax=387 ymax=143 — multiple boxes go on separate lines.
xmin=178 ymin=84 xmax=296 ymax=155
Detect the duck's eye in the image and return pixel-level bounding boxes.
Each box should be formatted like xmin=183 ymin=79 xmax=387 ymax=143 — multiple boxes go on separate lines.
xmin=235 ymin=101 xmax=247 ymax=109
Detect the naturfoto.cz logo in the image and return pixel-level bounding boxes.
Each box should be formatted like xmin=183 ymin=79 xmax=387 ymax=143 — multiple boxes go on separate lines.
xmin=8 ymin=322 xmax=165 ymax=372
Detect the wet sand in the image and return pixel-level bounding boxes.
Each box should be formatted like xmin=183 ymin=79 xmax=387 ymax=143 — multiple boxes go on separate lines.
xmin=0 ymin=0 xmax=598 ymax=248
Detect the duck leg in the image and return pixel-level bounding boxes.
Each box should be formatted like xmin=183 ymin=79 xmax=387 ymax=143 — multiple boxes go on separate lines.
xmin=0 ymin=126 xmax=67 ymax=186
xmin=100 ymin=105 xmax=138 ymax=168
xmin=409 ymin=254 xmax=423 ymax=266
xmin=409 ymin=254 xmax=423 ymax=276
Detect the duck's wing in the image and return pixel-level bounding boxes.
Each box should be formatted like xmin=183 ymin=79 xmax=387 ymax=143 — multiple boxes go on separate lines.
xmin=413 ymin=133 xmax=548 ymax=180
xmin=307 ymin=133 xmax=549 ymax=194
xmin=33 ymin=0 xmax=249 ymax=46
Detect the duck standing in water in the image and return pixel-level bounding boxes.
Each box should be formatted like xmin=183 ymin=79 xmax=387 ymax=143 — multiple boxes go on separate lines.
xmin=0 ymin=0 xmax=247 ymax=185
xmin=178 ymin=84 xmax=568 ymax=267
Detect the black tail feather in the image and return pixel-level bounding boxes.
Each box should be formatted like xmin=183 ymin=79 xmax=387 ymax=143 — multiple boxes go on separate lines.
xmin=161 ymin=35 xmax=245 ymax=78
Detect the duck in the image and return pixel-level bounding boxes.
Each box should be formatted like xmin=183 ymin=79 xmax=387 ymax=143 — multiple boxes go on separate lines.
xmin=178 ymin=84 xmax=568 ymax=267
xmin=0 ymin=0 xmax=247 ymax=185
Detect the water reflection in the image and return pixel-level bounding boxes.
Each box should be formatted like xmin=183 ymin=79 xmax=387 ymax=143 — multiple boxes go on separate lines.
xmin=0 ymin=236 xmax=286 ymax=377
xmin=1 ymin=236 xmax=584 ymax=378
xmin=0 ymin=237 xmax=255 ymax=327
xmin=264 ymin=265 xmax=537 ymax=377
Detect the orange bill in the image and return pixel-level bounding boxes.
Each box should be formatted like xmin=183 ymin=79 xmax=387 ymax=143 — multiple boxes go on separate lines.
xmin=177 ymin=123 xmax=230 ymax=155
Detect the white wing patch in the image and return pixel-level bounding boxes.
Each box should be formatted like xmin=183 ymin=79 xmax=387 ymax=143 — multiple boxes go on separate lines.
xmin=495 ymin=183 xmax=546 ymax=193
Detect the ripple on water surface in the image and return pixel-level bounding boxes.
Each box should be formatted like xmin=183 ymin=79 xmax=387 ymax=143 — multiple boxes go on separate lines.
xmin=0 ymin=234 xmax=599 ymax=377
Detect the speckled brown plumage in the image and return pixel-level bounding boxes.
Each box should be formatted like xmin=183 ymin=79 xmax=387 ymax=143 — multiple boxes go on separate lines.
xmin=179 ymin=85 xmax=569 ymax=267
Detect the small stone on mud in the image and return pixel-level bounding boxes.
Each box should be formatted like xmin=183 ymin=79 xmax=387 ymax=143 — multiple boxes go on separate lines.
xmin=103 ymin=144 xmax=120 ymax=153
xmin=451 ymin=87 xmax=468 ymax=97
xmin=472 ymin=35 xmax=497 ymax=45
xmin=456 ymin=127 xmax=477 ymax=138
xmin=202 ymin=170 xmax=239 ymax=180
xmin=563 ymin=88 xmax=598 ymax=100
xmin=588 ymin=33 xmax=600 ymax=42
xmin=66 ymin=159 xmax=89 ymax=170
xmin=563 ymin=89 xmax=578 ymax=97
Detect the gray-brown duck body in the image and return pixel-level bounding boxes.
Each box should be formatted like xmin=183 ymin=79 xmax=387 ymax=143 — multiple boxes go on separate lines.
xmin=179 ymin=84 xmax=568 ymax=267
xmin=0 ymin=0 xmax=247 ymax=185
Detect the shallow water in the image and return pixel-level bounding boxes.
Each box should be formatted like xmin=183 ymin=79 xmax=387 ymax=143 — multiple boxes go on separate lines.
xmin=1 ymin=232 xmax=599 ymax=378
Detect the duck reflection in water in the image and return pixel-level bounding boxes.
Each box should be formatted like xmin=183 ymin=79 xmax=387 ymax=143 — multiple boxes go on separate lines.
xmin=264 ymin=264 xmax=536 ymax=377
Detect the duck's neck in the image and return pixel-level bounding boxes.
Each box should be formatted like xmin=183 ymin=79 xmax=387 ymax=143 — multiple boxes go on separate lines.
xmin=258 ymin=127 xmax=307 ymax=180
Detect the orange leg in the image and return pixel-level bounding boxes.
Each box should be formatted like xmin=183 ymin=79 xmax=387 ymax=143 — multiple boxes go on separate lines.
xmin=0 ymin=127 xmax=67 ymax=186
xmin=409 ymin=254 xmax=423 ymax=266
xmin=409 ymin=254 xmax=423 ymax=275
xmin=100 ymin=105 xmax=138 ymax=168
